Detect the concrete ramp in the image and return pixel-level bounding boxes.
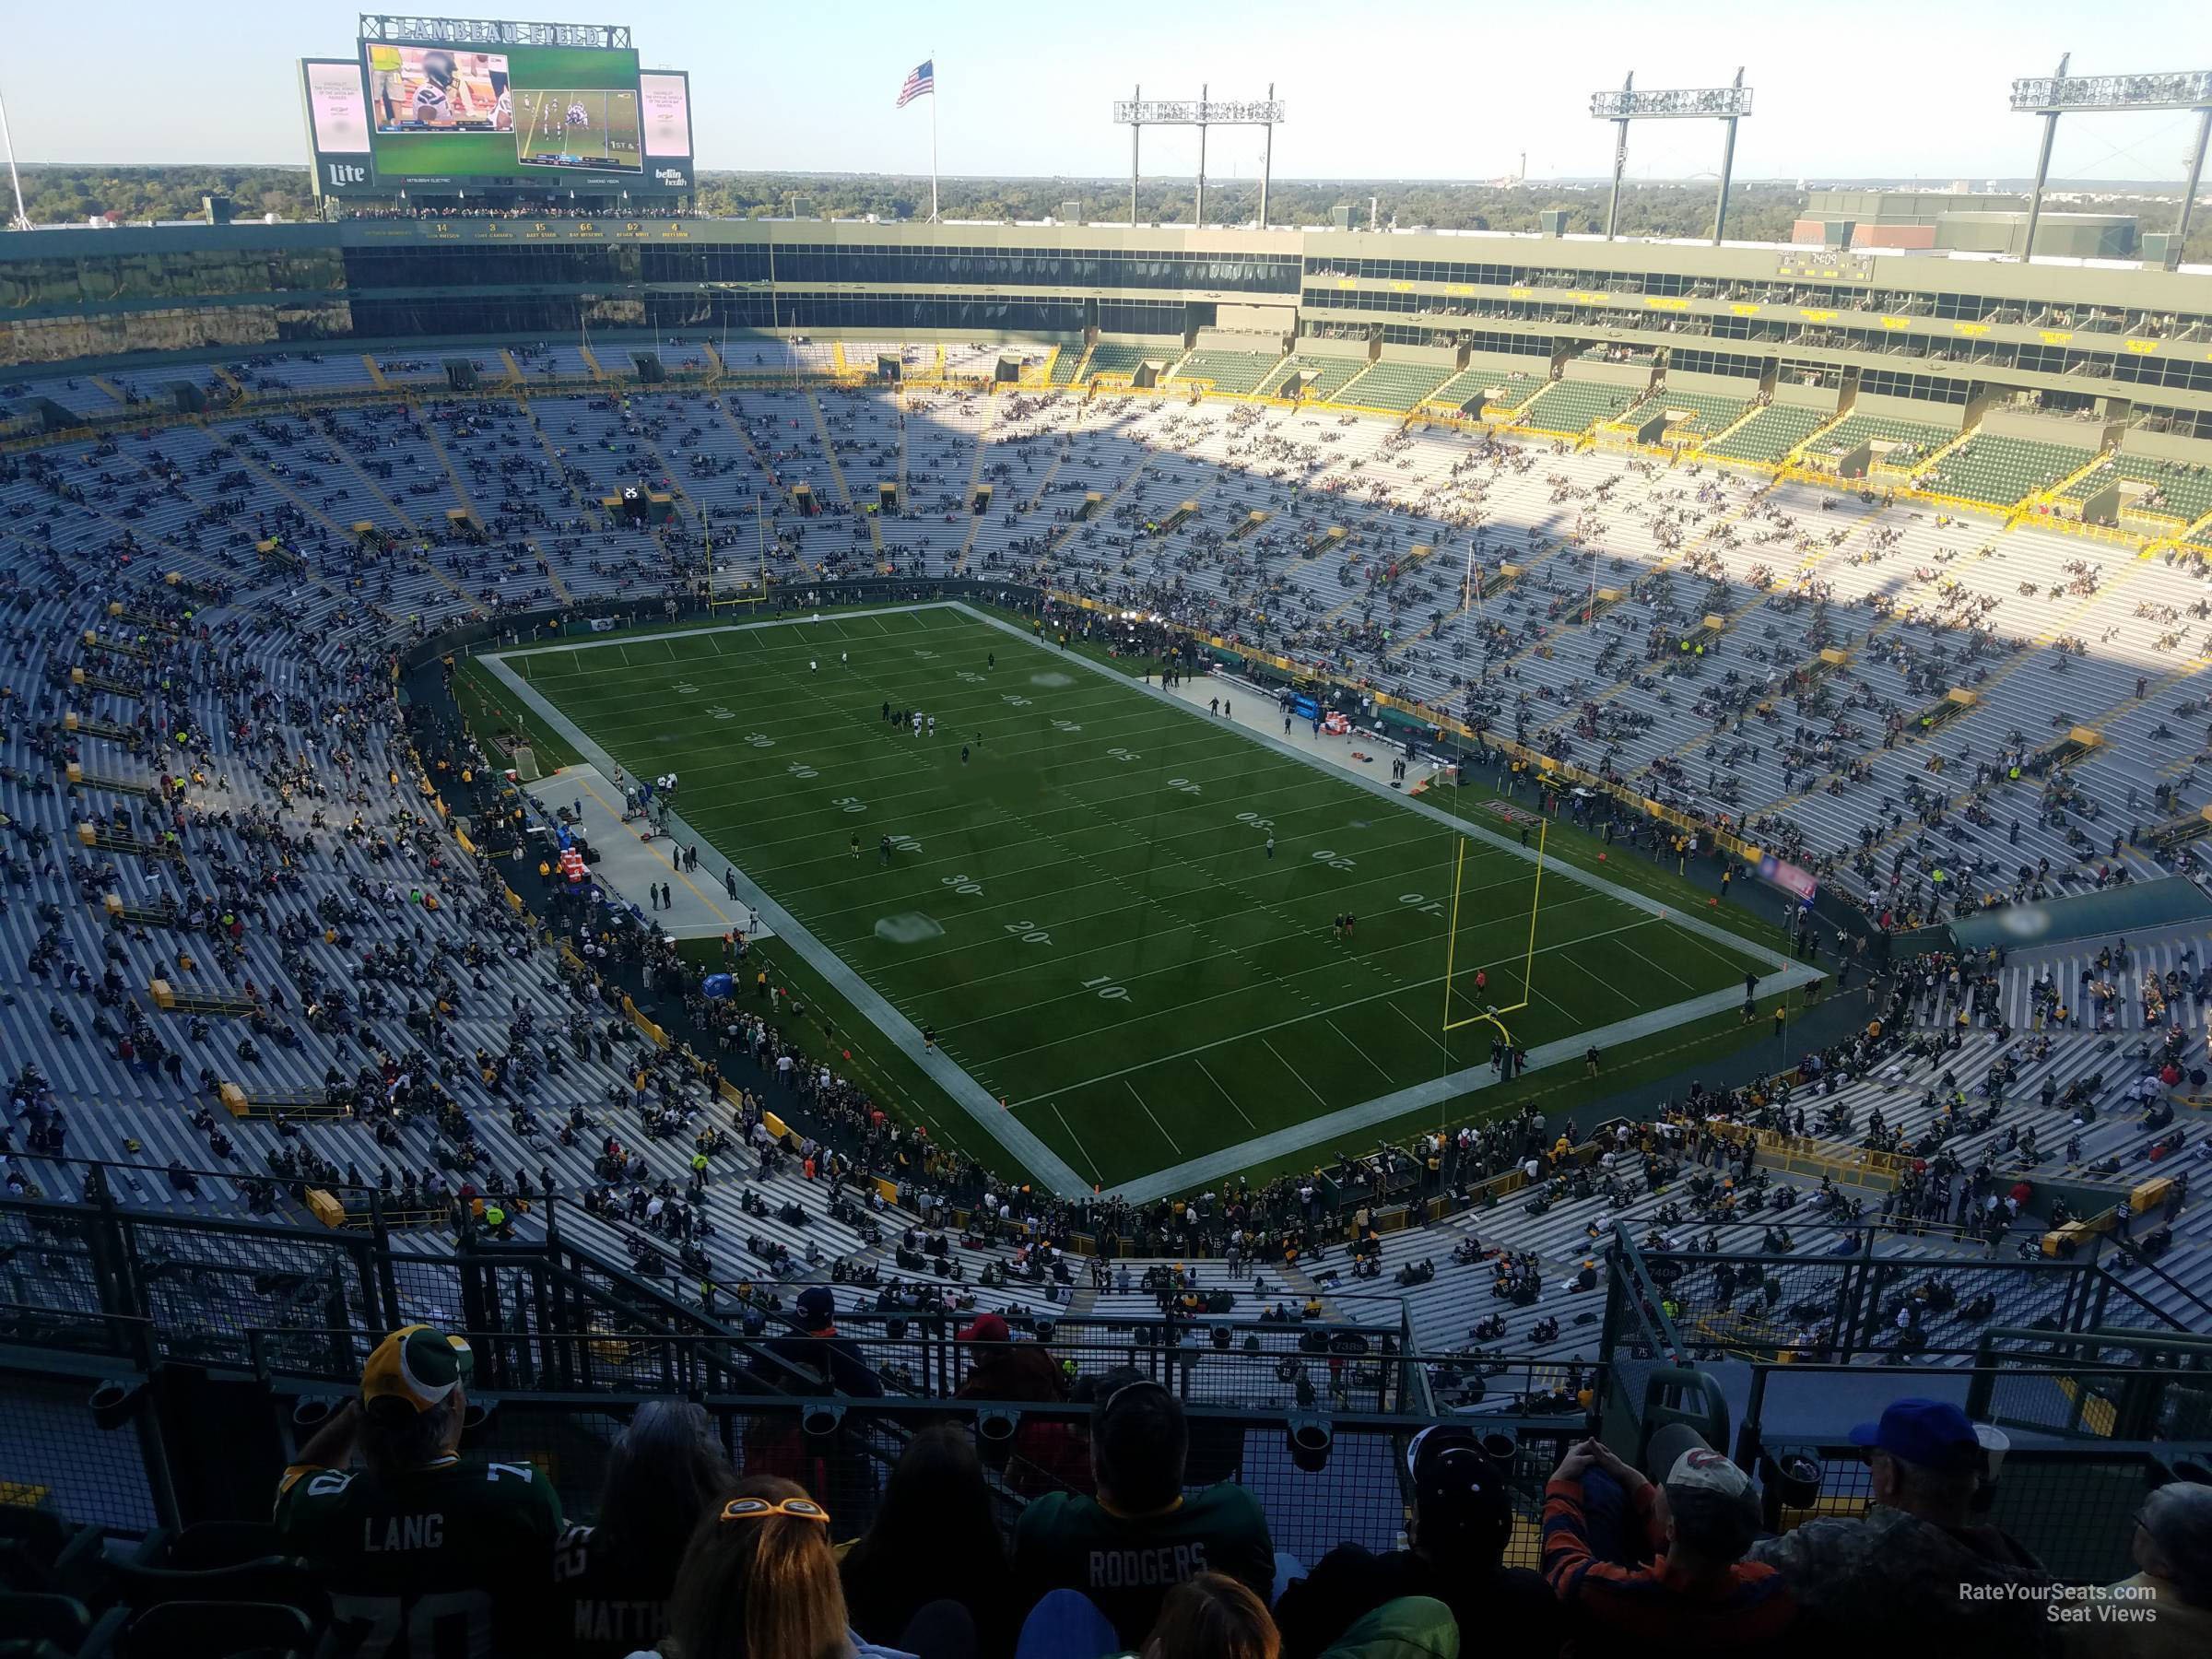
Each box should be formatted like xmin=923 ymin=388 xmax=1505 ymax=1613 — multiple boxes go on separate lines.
xmin=524 ymin=763 xmax=771 ymax=943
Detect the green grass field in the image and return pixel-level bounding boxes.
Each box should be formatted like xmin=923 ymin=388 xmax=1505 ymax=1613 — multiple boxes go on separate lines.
xmin=496 ymin=605 xmax=1780 ymax=1192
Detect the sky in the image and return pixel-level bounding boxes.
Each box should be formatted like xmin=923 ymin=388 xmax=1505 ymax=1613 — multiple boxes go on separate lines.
xmin=4 ymin=0 xmax=2206 ymax=186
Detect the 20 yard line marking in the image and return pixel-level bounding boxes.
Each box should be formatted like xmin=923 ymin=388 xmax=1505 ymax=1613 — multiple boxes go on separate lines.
xmin=1125 ymin=1082 xmax=1183 ymax=1155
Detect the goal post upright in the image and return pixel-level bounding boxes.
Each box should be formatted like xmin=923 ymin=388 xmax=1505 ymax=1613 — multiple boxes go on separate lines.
xmin=1441 ymin=815 xmax=1544 ymax=1035
xmin=703 ymin=500 xmax=771 ymax=610
xmin=1440 ymin=835 xmax=1466 ymax=1034
xmin=1517 ymin=816 xmax=1547 ymax=1017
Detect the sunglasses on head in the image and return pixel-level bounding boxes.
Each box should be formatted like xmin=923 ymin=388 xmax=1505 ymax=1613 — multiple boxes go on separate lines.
xmin=719 ymin=1496 xmax=830 ymax=1525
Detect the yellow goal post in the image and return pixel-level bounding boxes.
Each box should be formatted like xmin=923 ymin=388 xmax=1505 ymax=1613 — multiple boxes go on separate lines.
xmin=1441 ymin=818 xmax=1546 ymax=1035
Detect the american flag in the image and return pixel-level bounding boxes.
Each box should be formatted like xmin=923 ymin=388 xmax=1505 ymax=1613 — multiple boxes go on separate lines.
xmin=896 ymin=59 xmax=935 ymax=108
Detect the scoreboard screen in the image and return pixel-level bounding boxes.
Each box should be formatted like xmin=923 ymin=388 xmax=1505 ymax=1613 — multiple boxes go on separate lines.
xmin=300 ymin=27 xmax=693 ymax=194
xmin=361 ymin=39 xmax=644 ymax=182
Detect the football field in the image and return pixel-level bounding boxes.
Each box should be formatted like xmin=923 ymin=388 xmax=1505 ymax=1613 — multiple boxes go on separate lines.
xmin=486 ymin=605 xmax=1788 ymax=1194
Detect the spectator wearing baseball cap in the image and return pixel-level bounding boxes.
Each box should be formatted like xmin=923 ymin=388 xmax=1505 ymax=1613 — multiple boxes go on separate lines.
xmin=756 ymin=1284 xmax=885 ymax=1399
xmin=274 ymin=1324 xmax=565 ymax=1659
xmin=1541 ymin=1437 xmax=1794 ymax=1653
xmin=953 ymin=1313 xmax=1089 ymax=1497
xmin=1747 ymin=1396 xmax=2055 ymax=1654
xmin=1275 ymin=1428 xmax=1559 ymax=1659
xmin=742 ymin=1287 xmax=884 ymax=1515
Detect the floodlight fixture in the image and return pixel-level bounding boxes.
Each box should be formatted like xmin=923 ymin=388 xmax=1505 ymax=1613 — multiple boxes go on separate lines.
xmin=2011 ymin=57 xmax=2212 ymax=246
xmin=1589 ymin=69 xmax=1753 ymax=243
xmin=1113 ymin=86 xmax=1287 ymax=228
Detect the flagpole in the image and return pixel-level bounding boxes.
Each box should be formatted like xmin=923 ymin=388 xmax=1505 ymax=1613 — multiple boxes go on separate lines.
xmin=928 ymin=52 xmax=940 ymax=222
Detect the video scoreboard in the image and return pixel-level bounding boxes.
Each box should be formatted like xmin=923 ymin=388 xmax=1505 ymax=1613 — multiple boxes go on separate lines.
xmin=300 ymin=18 xmax=691 ymax=198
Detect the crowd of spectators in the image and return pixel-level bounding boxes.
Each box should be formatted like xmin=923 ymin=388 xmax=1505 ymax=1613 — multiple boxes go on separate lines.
xmin=257 ymin=1323 xmax=2212 ymax=1659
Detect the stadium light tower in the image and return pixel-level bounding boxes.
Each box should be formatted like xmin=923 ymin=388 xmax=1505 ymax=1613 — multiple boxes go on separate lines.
xmin=1113 ymin=88 xmax=1286 ymax=228
xmin=1589 ymin=69 xmax=1754 ymax=243
xmin=2011 ymin=57 xmax=2212 ymax=253
xmin=0 ymin=72 xmax=29 ymax=231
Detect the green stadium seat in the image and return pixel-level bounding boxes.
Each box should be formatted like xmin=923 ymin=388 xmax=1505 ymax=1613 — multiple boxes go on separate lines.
xmin=1624 ymin=391 xmax=1748 ymax=437
xmin=2096 ymin=453 xmax=2212 ymax=524
xmin=1168 ymin=351 xmax=1285 ymax=395
xmin=1921 ymin=433 xmax=2096 ymax=508
xmin=1080 ymin=342 xmax=1162 ymax=382
xmin=1254 ymin=355 xmax=1371 ymax=402
xmin=1800 ymin=413 xmax=1959 ymax=473
xmin=1335 ymin=360 xmax=1454 ymax=411
xmin=1517 ymin=380 xmax=1640 ymax=435
xmin=1701 ymin=405 xmax=1831 ymax=464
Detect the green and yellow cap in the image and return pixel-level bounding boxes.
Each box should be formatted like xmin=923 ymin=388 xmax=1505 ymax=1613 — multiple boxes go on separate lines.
xmin=361 ymin=1324 xmax=475 ymax=1420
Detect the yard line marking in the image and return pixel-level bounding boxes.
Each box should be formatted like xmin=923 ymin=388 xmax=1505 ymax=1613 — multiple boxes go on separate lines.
xmin=1125 ymin=1082 xmax=1183 ymax=1155
xmin=999 ymin=912 xmax=1675 ymax=1095
xmin=1387 ymin=998 xmax=1446 ymax=1052
xmin=1554 ymin=950 xmax=1639 ymax=1008
xmin=1195 ymin=1060 xmax=1257 ymax=1130
xmin=1328 ymin=1018 xmax=1394 ymax=1084
xmin=1050 ymin=1103 xmax=1104 ymax=1185
xmin=1264 ymin=1039 xmax=1328 ymax=1106
xmin=1617 ymin=935 xmax=1695 ymax=993
xmin=489 ymin=603 xmax=1798 ymax=1195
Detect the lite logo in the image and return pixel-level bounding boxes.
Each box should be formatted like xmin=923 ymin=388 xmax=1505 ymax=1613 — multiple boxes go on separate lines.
xmin=327 ymin=162 xmax=369 ymax=187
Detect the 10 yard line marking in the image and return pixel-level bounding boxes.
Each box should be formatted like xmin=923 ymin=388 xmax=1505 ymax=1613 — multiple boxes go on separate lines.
xmin=1125 ymin=1082 xmax=1183 ymax=1154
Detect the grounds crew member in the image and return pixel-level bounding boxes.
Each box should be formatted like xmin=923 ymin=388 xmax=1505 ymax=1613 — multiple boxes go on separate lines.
xmin=274 ymin=1324 xmax=564 ymax=1657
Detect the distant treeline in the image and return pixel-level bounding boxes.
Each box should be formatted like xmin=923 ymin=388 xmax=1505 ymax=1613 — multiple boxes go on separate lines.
xmin=11 ymin=165 xmax=2206 ymax=262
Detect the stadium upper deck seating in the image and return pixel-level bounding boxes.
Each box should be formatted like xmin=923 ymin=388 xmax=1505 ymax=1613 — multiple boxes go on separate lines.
xmin=1800 ymin=412 xmax=1958 ymax=470
xmin=1167 ymin=349 xmax=1283 ymax=394
xmin=2098 ymin=452 xmax=2212 ymax=524
xmin=1700 ymin=403 xmax=1830 ymax=463
xmin=1253 ymin=354 xmax=1371 ymax=402
xmin=1335 ymin=359 xmax=1453 ymax=411
xmin=0 ymin=342 xmax=2206 ymax=1347
xmin=1079 ymin=341 xmax=1162 ymax=382
xmin=1516 ymin=379 xmax=1640 ymax=434
xmin=1046 ymin=344 xmax=1088 ymax=385
xmin=1627 ymin=390 xmax=1748 ymax=437
xmin=1476 ymin=371 xmax=1549 ymax=416
xmin=1922 ymin=433 xmax=2099 ymax=508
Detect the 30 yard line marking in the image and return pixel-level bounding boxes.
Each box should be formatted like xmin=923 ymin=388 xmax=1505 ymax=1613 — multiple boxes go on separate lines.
xmin=1125 ymin=1082 xmax=1183 ymax=1154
